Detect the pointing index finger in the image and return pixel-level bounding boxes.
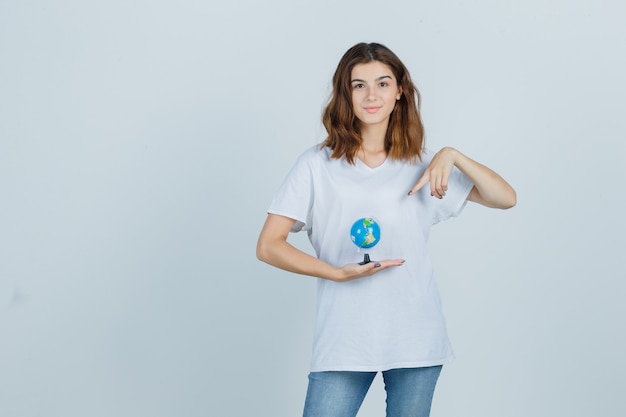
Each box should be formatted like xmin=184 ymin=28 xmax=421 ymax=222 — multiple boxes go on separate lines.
xmin=408 ymin=173 xmax=429 ymax=196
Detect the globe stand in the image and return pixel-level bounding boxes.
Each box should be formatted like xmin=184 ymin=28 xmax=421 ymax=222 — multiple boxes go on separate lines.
xmin=358 ymin=254 xmax=373 ymax=265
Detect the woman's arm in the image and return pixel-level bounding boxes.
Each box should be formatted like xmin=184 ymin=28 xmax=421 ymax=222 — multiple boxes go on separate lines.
xmin=256 ymin=214 xmax=405 ymax=282
xmin=408 ymin=147 xmax=516 ymax=209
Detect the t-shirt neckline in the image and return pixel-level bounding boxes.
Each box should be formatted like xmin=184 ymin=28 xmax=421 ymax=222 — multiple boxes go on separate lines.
xmin=355 ymin=156 xmax=389 ymax=172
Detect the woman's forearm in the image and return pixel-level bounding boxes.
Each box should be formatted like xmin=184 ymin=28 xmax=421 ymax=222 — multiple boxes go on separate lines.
xmin=450 ymin=148 xmax=517 ymax=209
xmin=256 ymin=233 xmax=340 ymax=281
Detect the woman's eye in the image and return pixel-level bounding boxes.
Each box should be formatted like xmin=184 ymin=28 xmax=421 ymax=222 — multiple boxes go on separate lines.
xmin=353 ymin=83 xmax=365 ymax=89
xmin=379 ymin=82 xmax=388 ymax=87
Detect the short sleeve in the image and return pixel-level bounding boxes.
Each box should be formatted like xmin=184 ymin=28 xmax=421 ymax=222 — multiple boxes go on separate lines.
xmin=430 ymin=166 xmax=474 ymax=225
xmin=267 ymin=149 xmax=316 ymax=233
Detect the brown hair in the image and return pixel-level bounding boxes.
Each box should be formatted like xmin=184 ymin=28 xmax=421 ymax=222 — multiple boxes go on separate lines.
xmin=322 ymin=42 xmax=425 ymax=164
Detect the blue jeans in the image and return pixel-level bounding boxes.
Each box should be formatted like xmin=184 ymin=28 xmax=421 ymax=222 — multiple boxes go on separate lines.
xmin=302 ymin=366 xmax=442 ymax=417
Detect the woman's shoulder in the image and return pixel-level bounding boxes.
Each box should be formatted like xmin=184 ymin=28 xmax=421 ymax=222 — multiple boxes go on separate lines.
xmin=295 ymin=143 xmax=333 ymax=165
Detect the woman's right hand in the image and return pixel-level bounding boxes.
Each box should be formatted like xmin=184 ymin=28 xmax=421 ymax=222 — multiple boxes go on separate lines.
xmin=334 ymin=259 xmax=406 ymax=282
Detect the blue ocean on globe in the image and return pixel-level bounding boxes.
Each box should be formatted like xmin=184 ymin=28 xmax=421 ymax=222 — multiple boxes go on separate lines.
xmin=350 ymin=217 xmax=381 ymax=249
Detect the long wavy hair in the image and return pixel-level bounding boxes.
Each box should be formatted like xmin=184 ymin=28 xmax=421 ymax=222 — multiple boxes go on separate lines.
xmin=322 ymin=42 xmax=425 ymax=164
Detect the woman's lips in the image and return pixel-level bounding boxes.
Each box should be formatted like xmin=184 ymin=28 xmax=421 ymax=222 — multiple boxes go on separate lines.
xmin=364 ymin=106 xmax=381 ymax=114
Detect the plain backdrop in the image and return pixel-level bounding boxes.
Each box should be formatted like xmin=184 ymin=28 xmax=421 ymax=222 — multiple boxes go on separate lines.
xmin=1 ymin=1 xmax=625 ymax=416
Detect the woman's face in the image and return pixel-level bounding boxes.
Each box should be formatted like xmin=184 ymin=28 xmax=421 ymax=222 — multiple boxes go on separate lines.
xmin=350 ymin=61 xmax=402 ymax=129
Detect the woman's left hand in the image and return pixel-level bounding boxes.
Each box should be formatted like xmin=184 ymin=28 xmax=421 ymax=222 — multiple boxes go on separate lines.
xmin=407 ymin=147 xmax=517 ymax=209
xmin=408 ymin=147 xmax=458 ymax=199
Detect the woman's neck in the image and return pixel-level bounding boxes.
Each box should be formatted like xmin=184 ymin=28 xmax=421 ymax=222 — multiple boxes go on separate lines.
xmin=359 ymin=123 xmax=387 ymax=153
xmin=358 ymin=126 xmax=388 ymax=168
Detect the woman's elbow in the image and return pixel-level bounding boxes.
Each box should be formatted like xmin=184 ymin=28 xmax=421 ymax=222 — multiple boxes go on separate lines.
xmin=256 ymin=235 xmax=280 ymax=264
xmin=501 ymin=189 xmax=517 ymax=209
xmin=256 ymin=238 xmax=269 ymax=263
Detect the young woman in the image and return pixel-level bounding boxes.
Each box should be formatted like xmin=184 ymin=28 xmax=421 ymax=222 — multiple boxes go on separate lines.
xmin=257 ymin=42 xmax=516 ymax=417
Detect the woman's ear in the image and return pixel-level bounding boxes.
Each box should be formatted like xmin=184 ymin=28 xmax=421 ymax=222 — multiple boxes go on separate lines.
xmin=396 ymin=86 xmax=402 ymax=100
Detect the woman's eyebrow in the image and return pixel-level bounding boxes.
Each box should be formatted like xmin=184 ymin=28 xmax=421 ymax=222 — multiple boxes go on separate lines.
xmin=350 ymin=75 xmax=393 ymax=83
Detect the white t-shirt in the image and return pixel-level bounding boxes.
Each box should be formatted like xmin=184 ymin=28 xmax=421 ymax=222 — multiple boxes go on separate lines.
xmin=268 ymin=145 xmax=474 ymax=372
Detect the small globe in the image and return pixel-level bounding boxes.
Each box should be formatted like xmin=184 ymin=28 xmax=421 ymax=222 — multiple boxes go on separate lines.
xmin=350 ymin=217 xmax=381 ymax=249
